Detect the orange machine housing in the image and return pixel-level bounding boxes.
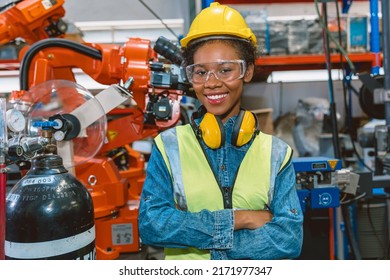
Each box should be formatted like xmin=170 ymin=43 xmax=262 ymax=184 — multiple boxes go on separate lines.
xmin=0 ymin=0 xmax=66 ymax=45
xmin=75 ymin=154 xmax=142 ymax=259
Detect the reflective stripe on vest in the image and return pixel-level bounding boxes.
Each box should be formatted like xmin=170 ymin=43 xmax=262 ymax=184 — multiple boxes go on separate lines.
xmin=154 ymin=124 xmax=292 ymax=260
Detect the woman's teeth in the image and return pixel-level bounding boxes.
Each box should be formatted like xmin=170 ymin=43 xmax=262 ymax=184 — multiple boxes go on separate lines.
xmin=207 ymin=94 xmax=227 ymax=100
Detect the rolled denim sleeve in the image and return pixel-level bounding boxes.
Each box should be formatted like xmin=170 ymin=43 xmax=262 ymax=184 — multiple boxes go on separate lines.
xmin=211 ymin=163 xmax=303 ymax=260
xmin=138 ymin=144 xmax=234 ymax=250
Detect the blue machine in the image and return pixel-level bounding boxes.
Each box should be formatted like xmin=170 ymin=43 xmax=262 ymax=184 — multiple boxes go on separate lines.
xmin=293 ymin=157 xmax=342 ymax=211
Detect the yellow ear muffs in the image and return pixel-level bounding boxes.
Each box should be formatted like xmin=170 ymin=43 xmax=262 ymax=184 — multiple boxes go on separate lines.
xmin=198 ymin=112 xmax=225 ymax=149
xmin=232 ymin=110 xmax=257 ymax=147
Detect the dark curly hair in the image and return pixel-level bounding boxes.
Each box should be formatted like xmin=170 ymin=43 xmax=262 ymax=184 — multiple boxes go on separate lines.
xmin=182 ymin=38 xmax=258 ymax=68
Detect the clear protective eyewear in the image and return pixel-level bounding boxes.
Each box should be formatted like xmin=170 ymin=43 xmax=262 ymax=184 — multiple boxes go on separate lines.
xmin=185 ymin=59 xmax=246 ymax=84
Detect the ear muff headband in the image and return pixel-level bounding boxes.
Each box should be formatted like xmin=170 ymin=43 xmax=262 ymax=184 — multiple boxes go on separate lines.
xmin=191 ymin=106 xmax=257 ymax=149
xmin=199 ymin=113 xmax=225 ymax=149
xmin=232 ymin=110 xmax=258 ymax=147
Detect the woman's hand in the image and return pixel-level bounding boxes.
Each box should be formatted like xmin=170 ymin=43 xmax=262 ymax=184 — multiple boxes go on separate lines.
xmin=234 ymin=210 xmax=273 ymax=230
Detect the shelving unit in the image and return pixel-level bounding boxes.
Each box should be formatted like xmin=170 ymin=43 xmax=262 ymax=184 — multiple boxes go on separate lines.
xmin=253 ymin=52 xmax=381 ymax=81
xmin=216 ymin=0 xmax=378 ymax=81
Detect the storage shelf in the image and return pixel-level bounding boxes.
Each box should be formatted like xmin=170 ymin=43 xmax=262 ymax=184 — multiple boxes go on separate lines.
xmin=253 ymin=52 xmax=381 ymax=81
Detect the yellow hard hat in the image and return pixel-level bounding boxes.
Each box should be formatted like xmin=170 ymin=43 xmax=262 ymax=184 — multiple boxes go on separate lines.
xmin=180 ymin=2 xmax=257 ymax=48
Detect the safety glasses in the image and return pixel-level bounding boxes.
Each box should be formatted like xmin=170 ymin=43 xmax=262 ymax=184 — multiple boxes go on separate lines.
xmin=185 ymin=59 xmax=246 ymax=84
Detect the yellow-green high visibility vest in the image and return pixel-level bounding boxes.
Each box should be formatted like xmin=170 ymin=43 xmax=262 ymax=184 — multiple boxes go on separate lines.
xmin=154 ymin=124 xmax=292 ymax=260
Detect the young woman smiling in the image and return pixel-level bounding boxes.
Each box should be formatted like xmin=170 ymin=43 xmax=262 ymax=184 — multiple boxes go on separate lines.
xmin=138 ymin=2 xmax=303 ymax=260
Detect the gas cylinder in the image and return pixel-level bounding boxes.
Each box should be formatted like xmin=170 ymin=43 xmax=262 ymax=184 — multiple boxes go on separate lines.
xmin=5 ymin=154 xmax=96 ymax=259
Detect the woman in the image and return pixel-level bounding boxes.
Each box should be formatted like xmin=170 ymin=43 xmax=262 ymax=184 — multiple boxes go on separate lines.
xmin=138 ymin=2 xmax=303 ymax=260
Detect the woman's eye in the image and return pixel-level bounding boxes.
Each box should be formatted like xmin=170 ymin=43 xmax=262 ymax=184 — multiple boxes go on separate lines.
xmin=195 ymin=70 xmax=207 ymax=76
xmin=220 ymin=68 xmax=232 ymax=74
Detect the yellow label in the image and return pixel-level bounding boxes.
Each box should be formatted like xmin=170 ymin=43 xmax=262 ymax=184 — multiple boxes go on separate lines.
xmin=327 ymin=160 xmax=339 ymax=170
xmin=107 ymin=130 xmax=118 ymax=141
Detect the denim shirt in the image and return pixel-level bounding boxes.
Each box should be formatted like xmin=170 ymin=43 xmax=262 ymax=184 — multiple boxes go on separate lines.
xmin=138 ymin=116 xmax=303 ymax=259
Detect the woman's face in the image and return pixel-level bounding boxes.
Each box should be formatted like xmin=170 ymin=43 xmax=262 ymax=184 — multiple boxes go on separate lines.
xmin=191 ymin=41 xmax=254 ymax=123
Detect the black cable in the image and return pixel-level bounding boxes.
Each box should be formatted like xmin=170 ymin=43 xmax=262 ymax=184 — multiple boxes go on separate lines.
xmin=340 ymin=78 xmax=375 ymax=172
xmin=138 ymin=0 xmax=179 ymax=40
xmin=314 ymin=0 xmax=356 ymax=74
xmin=334 ymin=0 xmax=352 ymax=135
xmin=340 ymin=192 xmax=367 ymax=205
xmin=339 ymin=191 xmax=367 ymax=260
xmin=346 ymin=81 xmax=361 ymax=97
xmin=350 ymin=134 xmax=374 ymax=172
xmin=340 ymin=203 xmax=362 ymax=260
xmin=19 ymin=38 xmax=102 ymax=90
xmin=316 ymin=1 xmax=364 ymax=259
xmin=321 ymin=2 xmax=341 ymax=160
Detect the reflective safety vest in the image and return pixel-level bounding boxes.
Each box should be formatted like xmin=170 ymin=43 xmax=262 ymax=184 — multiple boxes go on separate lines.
xmin=154 ymin=124 xmax=292 ymax=260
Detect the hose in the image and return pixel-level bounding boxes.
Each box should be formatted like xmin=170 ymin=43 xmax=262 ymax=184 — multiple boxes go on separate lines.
xmin=19 ymin=38 xmax=102 ymax=91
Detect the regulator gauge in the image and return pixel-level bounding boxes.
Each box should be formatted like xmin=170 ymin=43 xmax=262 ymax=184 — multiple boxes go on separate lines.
xmin=6 ymin=108 xmax=26 ymax=133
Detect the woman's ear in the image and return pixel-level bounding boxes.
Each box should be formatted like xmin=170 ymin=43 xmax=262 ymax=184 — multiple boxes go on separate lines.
xmin=244 ymin=63 xmax=255 ymax=82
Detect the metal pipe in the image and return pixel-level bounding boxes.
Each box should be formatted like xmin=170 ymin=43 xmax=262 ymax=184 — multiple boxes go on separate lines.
xmin=370 ymin=0 xmax=381 ymax=75
xmin=322 ymin=2 xmax=341 ymax=159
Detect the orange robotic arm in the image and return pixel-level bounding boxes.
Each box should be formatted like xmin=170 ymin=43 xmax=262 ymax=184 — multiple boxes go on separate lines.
xmin=0 ymin=0 xmax=67 ymax=45
xmin=13 ymin=36 xmax=190 ymax=152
